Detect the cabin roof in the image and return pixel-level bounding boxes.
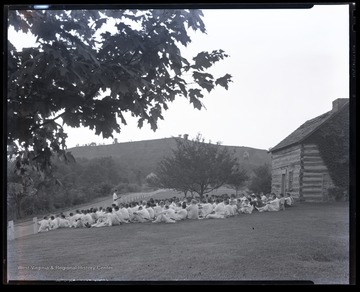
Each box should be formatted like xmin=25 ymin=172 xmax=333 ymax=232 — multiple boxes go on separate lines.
xmin=270 ymin=100 xmax=349 ymax=153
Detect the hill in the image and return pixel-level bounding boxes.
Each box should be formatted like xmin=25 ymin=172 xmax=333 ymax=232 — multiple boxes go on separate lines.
xmin=68 ymin=137 xmax=271 ymax=177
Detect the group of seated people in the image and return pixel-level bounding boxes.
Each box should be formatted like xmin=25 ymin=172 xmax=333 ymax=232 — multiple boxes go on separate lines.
xmin=37 ymin=192 xmax=295 ymax=233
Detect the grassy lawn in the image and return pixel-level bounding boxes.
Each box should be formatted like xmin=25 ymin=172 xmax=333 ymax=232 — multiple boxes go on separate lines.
xmin=7 ymin=202 xmax=350 ymax=284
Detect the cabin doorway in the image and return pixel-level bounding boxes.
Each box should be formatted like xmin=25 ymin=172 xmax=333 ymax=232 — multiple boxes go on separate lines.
xmin=281 ymin=173 xmax=286 ymax=195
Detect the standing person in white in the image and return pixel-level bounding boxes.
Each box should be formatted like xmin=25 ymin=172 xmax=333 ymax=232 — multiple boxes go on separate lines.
xmin=113 ymin=189 xmax=119 ymax=206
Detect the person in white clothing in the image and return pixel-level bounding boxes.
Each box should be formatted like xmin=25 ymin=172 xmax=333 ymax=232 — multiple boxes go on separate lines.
xmin=186 ymin=199 xmax=199 ymax=220
xmin=240 ymin=199 xmax=254 ymax=214
xmin=90 ymin=209 xmax=98 ymax=222
xmin=224 ymin=200 xmax=235 ymax=217
xmin=169 ymin=200 xmax=177 ymax=210
xmin=109 ymin=211 xmax=122 ymax=226
xmin=81 ymin=210 xmax=94 ymax=228
xmin=206 ymin=199 xmax=226 ymax=219
xmin=127 ymin=204 xmax=135 ymax=222
xmin=55 ymin=214 xmax=61 ymax=226
xmin=153 ymin=202 xmax=164 ymax=218
xmin=118 ymin=204 xmax=130 ymax=222
xmin=146 ymin=202 xmax=155 ymax=220
xmin=49 ymin=216 xmax=59 ymax=230
xmin=230 ymin=199 xmax=238 ymax=215
xmin=73 ymin=210 xmax=83 ymax=228
xmin=256 ymin=194 xmax=280 ymax=212
xmin=172 ymin=202 xmax=182 ymax=212
xmin=164 ymin=205 xmax=177 ymax=220
xmin=199 ymin=199 xmax=214 ymax=218
xmin=68 ymin=213 xmax=78 ymax=228
xmin=92 ymin=208 xmax=113 ymax=227
xmin=133 ymin=206 xmax=151 ymax=223
xmin=95 ymin=207 xmax=104 ymax=220
xmin=153 ymin=206 xmax=176 ymax=223
xmin=279 ymin=193 xmax=286 ymax=211
xmin=175 ymin=202 xmax=188 ymax=220
xmin=38 ymin=216 xmax=50 ymax=233
xmin=285 ymin=193 xmax=294 ymax=207
xmin=130 ymin=202 xmax=140 ymax=214
xmin=260 ymin=193 xmax=267 ymax=203
xmin=239 ymin=193 xmax=247 ymax=204
xmin=140 ymin=200 xmax=148 ymax=209
xmin=113 ymin=189 xmax=119 ymax=206
xmin=58 ymin=215 xmax=70 ymax=228
xmin=113 ymin=206 xmax=128 ymax=223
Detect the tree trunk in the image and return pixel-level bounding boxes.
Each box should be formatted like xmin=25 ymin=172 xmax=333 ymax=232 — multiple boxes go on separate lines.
xmin=200 ymin=184 xmax=204 ymax=199
xmin=15 ymin=195 xmax=22 ymax=219
xmin=16 ymin=204 xmax=21 ymax=220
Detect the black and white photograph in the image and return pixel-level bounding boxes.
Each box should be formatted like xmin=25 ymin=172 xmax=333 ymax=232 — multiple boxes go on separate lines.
xmin=5 ymin=3 xmax=354 ymax=284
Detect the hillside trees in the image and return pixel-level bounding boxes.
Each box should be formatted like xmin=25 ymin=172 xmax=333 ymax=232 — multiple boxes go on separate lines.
xmin=7 ymin=161 xmax=37 ymax=219
xmin=7 ymin=8 xmax=232 ymax=176
xmin=7 ymin=156 xmax=134 ymax=219
xmin=155 ymin=135 xmax=239 ymax=197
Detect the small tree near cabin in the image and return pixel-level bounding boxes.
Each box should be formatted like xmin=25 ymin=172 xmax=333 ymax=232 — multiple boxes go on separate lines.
xmin=249 ymin=164 xmax=272 ymax=194
xmin=156 ymin=134 xmax=238 ymax=198
xmin=227 ymin=165 xmax=249 ymax=195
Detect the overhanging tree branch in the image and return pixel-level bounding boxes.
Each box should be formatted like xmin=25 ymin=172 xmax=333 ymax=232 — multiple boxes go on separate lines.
xmin=8 ymin=9 xmax=232 ymax=176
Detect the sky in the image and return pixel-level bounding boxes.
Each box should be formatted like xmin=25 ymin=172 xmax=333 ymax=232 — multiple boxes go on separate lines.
xmin=8 ymin=4 xmax=350 ymax=150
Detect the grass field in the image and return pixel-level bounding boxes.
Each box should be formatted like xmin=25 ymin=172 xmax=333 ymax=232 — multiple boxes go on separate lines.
xmin=7 ymin=202 xmax=350 ymax=284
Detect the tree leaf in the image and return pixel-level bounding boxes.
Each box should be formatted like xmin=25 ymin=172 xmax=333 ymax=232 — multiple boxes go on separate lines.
xmin=188 ymin=89 xmax=203 ymax=110
xmin=215 ymin=74 xmax=233 ymax=90
xmin=193 ymin=71 xmax=214 ymax=92
xmin=94 ymin=18 xmax=107 ymax=30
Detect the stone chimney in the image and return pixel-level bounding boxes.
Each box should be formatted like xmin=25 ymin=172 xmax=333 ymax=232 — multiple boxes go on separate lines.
xmin=332 ymin=98 xmax=348 ymax=112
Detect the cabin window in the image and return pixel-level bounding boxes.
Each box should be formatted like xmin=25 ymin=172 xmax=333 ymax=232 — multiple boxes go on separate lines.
xmin=288 ymin=170 xmax=293 ymax=191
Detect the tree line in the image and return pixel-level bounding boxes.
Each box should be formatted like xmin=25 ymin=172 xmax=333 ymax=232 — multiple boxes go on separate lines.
xmin=7 ymin=156 xmax=145 ymax=220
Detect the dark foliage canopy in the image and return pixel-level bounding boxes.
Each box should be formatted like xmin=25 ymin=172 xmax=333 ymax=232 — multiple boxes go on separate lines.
xmin=7 ymin=8 xmax=232 ymax=175
xmin=308 ymin=108 xmax=349 ymax=190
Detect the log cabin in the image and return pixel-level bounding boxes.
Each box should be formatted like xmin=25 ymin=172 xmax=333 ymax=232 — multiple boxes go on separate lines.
xmin=269 ymin=98 xmax=349 ymax=201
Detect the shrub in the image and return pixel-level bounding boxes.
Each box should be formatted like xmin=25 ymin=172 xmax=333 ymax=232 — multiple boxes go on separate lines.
xmin=328 ymin=187 xmax=347 ymax=202
xmin=127 ymin=183 xmax=142 ymax=193
xmin=20 ymin=196 xmax=35 ymax=216
xmin=115 ymin=182 xmax=142 ymax=194
xmin=69 ymin=189 xmax=87 ymax=205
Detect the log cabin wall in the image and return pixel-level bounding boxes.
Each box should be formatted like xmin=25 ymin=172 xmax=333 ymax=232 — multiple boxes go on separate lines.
xmin=301 ymin=143 xmax=335 ymax=201
xmin=271 ymin=144 xmax=301 ymax=198
xmin=270 ymin=100 xmax=348 ymax=202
